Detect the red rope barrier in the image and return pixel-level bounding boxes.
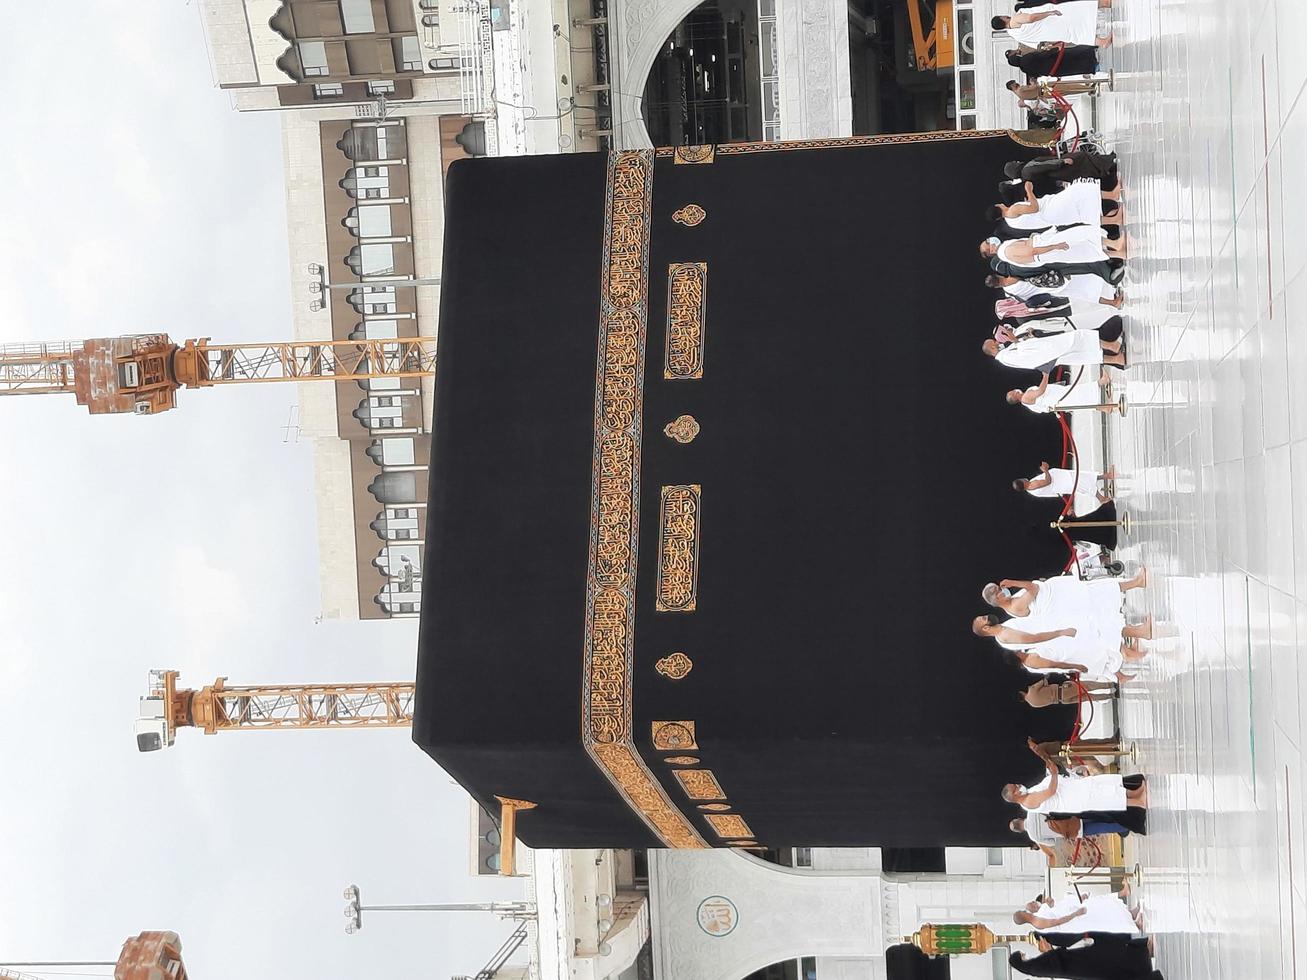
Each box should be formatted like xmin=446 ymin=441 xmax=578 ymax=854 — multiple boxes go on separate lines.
xmin=1048 ymin=41 xmax=1067 ymax=77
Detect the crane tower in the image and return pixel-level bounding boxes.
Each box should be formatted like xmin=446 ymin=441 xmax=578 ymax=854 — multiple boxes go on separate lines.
xmin=135 ymin=669 xmax=415 ymax=752
xmin=0 ymin=334 xmax=436 ymax=416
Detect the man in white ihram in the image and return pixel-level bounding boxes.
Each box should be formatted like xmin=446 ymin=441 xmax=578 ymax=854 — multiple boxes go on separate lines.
xmin=992 ymin=2 xmax=1112 ymax=49
xmin=1014 ymin=460 xmax=1113 ymax=516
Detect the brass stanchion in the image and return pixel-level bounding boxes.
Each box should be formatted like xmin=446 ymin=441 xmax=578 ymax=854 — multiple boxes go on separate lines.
xmin=1051 ymin=512 xmax=1131 ymax=534
xmin=1054 ymin=394 xmax=1128 ymax=415
xmin=1058 ymin=740 xmax=1139 ymax=764
xmin=1068 ymin=864 xmax=1138 ymax=887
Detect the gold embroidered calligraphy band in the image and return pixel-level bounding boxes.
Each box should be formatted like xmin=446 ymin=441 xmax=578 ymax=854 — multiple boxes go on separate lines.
xmin=656 ymin=485 xmax=701 ymax=612
xmin=654 ymin=129 xmax=1055 ymax=159
xmin=665 ymin=263 xmax=707 ymax=379
xmin=652 ymin=720 xmax=757 ymax=841
xmin=579 ymin=151 xmax=707 ymax=849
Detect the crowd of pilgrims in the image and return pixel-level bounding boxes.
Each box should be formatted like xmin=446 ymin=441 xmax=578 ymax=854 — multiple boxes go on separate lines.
xmin=962 ymin=7 xmax=1165 ymax=977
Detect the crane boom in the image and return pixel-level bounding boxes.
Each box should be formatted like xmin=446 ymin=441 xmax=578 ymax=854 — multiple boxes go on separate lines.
xmin=0 ymin=334 xmax=436 ymax=416
xmin=135 ymin=670 xmax=415 ymax=751
xmin=176 ymin=338 xmax=437 ymax=385
xmin=0 ymin=341 xmax=81 ymax=395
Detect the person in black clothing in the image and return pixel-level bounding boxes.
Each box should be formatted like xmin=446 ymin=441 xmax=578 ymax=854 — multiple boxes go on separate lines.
xmin=1014 ymin=0 xmax=1112 ymax=8
xmin=1010 ymin=934 xmax=1162 ymax=980
xmin=991 ymin=255 xmax=1125 ymax=285
xmin=1007 ymin=43 xmax=1100 ymax=78
xmin=1004 ymin=149 xmax=1118 ymax=184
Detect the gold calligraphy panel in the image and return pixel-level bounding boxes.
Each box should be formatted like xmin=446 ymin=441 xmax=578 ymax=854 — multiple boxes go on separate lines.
xmin=656 ymin=485 xmax=701 ymax=612
xmin=652 ymin=720 xmax=697 ymax=751
xmin=653 ymin=721 xmax=759 ymax=844
xmin=579 ymin=151 xmax=707 ymax=849
xmin=672 ymin=144 xmax=715 ymax=164
xmin=674 ymin=769 xmax=726 ymax=800
xmin=705 ymin=814 xmax=754 ymax=839
xmin=664 ymin=263 xmax=707 ymax=380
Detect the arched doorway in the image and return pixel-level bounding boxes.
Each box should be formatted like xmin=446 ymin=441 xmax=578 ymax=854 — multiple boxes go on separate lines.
xmin=742 ymin=959 xmax=818 ymax=980
xmin=640 ymin=0 xmax=764 ymax=146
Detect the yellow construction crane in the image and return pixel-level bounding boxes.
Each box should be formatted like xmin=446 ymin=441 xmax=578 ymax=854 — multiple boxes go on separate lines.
xmin=0 ymin=334 xmax=436 ymax=416
xmin=134 ymin=669 xmax=415 ymax=752
xmin=135 ymin=671 xmax=535 ymax=874
xmin=906 ymin=0 xmax=956 ymax=72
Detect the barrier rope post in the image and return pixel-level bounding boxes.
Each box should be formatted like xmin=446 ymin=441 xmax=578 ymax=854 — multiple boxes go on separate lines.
xmin=1051 ymin=514 xmax=1132 ymax=534
xmin=1053 ymin=394 xmax=1129 ymax=415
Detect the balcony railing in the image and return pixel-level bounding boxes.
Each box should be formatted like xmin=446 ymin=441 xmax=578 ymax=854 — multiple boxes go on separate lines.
xmin=451 ymin=0 xmax=493 ymax=114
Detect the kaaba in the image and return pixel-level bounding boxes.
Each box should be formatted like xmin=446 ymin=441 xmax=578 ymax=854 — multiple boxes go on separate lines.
xmin=413 ymin=132 xmax=1081 ymax=850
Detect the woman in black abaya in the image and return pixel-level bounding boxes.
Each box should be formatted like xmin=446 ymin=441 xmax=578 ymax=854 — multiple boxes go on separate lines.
xmin=1010 ymin=934 xmax=1162 ymax=980
xmin=1007 ymin=44 xmax=1100 ymax=79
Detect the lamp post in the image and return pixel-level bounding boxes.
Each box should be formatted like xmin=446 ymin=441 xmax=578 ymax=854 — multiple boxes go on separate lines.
xmin=342 ymin=884 xmax=534 ymax=935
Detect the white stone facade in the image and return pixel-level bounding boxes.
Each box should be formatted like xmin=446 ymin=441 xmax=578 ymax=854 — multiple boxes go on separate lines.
xmin=605 ymin=0 xmax=854 ymax=149
xmin=648 ymin=847 xmax=1048 ymax=980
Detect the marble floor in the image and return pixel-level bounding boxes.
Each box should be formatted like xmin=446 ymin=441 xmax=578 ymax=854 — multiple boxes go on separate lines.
xmin=1095 ymin=0 xmax=1307 ymax=976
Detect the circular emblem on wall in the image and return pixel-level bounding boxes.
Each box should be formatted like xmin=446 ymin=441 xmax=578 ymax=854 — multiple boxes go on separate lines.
xmin=696 ymin=896 xmax=739 ymax=937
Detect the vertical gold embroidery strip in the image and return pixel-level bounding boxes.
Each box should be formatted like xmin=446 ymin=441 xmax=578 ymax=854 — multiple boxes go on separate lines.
xmin=580 ymin=150 xmax=707 ymax=849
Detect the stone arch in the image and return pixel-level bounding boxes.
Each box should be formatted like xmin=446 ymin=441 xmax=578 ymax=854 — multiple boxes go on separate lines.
xmin=610 ymin=0 xmax=707 ymax=148
xmin=648 ymin=849 xmax=883 ymax=980
xmin=610 ymin=0 xmax=852 ymax=148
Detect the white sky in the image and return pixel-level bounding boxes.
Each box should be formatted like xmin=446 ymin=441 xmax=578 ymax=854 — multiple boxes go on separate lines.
xmin=0 ymin=4 xmax=524 ymax=977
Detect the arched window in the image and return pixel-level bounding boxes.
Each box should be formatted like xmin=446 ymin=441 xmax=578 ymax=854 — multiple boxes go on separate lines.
xmin=365 ymin=437 xmax=416 ymax=466
xmin=342 ymin=205 xmax=393 ymax=238
xmin=353 ymin=395 xmax=404 ymax=430
xmin=347 ymin=286 xmax=398 ymax=315
xmin=339 ymin=166 xmax=391 ymax=199
xmin=336 ymin=125 xmax=407 ymax=162
xmin=344 ymin=243 xmax=396 ymax=276
xmin=373 ymin=545 xmax=421 ymax=576
xmin=349 ymin=319 xmax=399 ymax=341
xmin=368 ymin=471 xmax=420 ymax=504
